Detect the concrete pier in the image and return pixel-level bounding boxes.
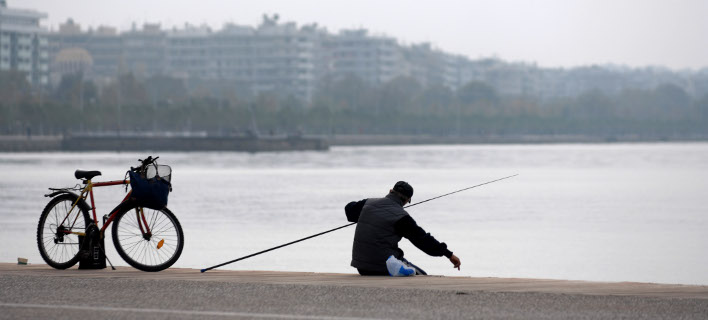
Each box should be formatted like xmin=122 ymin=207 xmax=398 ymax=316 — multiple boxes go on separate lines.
xmin=1 ymin=263 xmax=707 ymax=319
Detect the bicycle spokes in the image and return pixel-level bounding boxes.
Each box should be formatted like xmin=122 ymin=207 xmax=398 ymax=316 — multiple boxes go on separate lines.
xmin=37 ymin=195 xmax=89 ymax=269
xmin=114 ymin=206 xmax=182 ymax=270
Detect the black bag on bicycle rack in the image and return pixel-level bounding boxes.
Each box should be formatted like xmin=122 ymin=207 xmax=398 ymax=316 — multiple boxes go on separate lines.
xmin=78 ymin=223 xmax=106 ymax=269
xmin=128 ymin=163 xmax=172 ymax=210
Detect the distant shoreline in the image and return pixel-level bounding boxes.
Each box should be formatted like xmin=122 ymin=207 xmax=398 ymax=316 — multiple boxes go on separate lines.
xmin=0 ymin=134 xmax=329 ymax=152
xmin=1 ymin=134 xmax=707 ymax=152
xmin=326 ymin=133 xmax=708 ymax=146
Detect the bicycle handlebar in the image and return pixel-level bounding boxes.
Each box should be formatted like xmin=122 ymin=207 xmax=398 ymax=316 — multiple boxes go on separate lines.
xmin=132 ymin=156 xmax=159 ymax=173
xmin=139 ymin=156 xmax=158 ymax=166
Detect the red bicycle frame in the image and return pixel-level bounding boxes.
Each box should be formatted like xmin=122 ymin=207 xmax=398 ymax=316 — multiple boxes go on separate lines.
xmin=64 ymin=178 xmax=152 ymax=237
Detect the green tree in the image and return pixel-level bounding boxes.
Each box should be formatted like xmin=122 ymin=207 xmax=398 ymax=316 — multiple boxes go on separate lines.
xmin=573 ymin=89 xmax=614 ymax=119
xmin=0 ymin=71 xmax=32 ymax=133
xmin=315 ymin=74 xmax=375 ymax=113
xmin=0 ymin=70 xmax=31 ymax=103
xmin=456 ymin=81 xmax=499 ymax=115
xmin=145 ymin=75 xmax=188 ymax=106
xmin=651 ymin=83 xmax=691 ymax=121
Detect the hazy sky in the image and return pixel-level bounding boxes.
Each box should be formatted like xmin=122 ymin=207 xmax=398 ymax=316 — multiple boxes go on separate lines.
xmin=16 ymin=0 xmax=708 ymax=70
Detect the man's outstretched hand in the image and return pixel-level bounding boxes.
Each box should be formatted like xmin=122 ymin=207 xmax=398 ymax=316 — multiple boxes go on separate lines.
xmin=449 ymin=254 xmax=461 ymax=270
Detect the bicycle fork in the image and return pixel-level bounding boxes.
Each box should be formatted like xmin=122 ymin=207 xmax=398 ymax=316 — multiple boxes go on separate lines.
xmin=136 ymin=207 xmax=153 ymax=240
xmin=135 ymin=207 xmax=165 ymax=250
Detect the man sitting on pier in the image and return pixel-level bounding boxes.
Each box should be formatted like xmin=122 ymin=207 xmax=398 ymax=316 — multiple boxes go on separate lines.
xmin=345 ymin=181 xmax=461 ymax=276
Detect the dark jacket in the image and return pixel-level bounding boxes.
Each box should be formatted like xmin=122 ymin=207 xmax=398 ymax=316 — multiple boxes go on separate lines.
xmin=346 ymin=193 xmax=453 ymax=273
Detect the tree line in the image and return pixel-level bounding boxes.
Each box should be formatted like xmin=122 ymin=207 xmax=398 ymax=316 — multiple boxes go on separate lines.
xmin=1 ymin=70 xmax=707 ymax=138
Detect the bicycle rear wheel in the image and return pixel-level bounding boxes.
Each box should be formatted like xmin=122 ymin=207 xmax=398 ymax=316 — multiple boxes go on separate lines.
xmin=37 ymin=193 xmax=91 ymax=269
xmin=111 ymin=204 xmax=184 ymax=272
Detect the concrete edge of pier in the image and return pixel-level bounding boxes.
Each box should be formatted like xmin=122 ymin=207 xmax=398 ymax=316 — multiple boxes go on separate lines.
xmin=2 ymin=263 xmax=706 ymax=300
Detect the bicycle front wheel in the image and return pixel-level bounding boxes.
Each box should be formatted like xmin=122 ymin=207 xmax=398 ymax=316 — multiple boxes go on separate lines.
xmin=111 ymin=204 xmax=184 ymax=272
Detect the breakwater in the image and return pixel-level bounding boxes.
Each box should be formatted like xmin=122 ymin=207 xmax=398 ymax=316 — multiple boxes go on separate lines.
xmin=327 ymin=133 xmax=708 ymax=145
xmin=0 ymin=135 xmax=328 ymax=152
xmin=3 ymin=133 xmax=707 ymax=152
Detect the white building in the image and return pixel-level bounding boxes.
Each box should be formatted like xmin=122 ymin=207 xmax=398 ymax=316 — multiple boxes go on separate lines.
xmin=167 ymin=16 xmax=318 ymax=101
xmin=0 ymin=0 xmax=48 ymax=85
xmin=167 ymin=24 xmax=212 ymax=80
xmin=211 ymin=18 xmax=317 ymax=101
xmin=325 ymin=29 xmax=403 ymax=86
xmin=122 ymin=23 xmax=167 ymax=78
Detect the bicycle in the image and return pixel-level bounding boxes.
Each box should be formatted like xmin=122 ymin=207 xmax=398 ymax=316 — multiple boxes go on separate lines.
xmin=36 ymin=156 xmax=184 ymax=272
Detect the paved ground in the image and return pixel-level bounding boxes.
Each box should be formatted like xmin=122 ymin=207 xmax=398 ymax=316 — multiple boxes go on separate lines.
xmin=1 ymin=263 xmax=707 ymax=319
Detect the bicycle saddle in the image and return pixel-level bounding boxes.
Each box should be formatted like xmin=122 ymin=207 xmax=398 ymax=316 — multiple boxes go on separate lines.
xmin=74 ymin=170 xmax=102 ymax=180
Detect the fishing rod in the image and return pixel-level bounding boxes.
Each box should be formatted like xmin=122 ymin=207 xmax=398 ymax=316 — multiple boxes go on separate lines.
xmin=200 ymin=174 xmax=518 ymax=273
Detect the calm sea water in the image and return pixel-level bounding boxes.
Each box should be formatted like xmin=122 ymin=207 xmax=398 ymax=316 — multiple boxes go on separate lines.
xmin=1 ymin=143 xmax=707 ymax=285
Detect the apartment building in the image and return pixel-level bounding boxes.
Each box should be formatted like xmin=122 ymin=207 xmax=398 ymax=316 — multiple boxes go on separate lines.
xmin=122 ymin=23 xmax=167 ymax=78
xmin=0 ymin=0 xmax=48 ymax=85
xmin=324 ymin=29 xmax=402 ymax=86
xmin=166 ymin=16 xmax=319 ymax=101
xmin=209 ymin=17 xmax=317 ymax=100
xmin=43 ymin=12 xmax=704 ymax=101
xmin=50 ymin=20 xmax=172 ymax=83
xmin=48 ymin=20 xmax=123 ymax=82
xmin=166 ymin=24 xmax=210 ymax=79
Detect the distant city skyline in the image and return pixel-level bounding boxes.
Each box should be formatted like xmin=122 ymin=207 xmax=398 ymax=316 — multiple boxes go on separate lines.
xmin=13 ymin=0 xmax=708 ymax=71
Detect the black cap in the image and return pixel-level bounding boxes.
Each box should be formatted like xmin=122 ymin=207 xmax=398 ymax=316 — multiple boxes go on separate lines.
xmin=393 ymin=181 xmax=414 ymax=201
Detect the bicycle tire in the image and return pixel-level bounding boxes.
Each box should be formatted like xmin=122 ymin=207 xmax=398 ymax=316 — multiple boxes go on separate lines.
xmin=111 ymin=203 xmax=184 ymax=272
xmin=36 ymin=193 xmax=91 ymax=269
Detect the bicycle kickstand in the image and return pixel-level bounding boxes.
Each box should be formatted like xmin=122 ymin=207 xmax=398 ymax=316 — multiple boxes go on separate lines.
xmin=98 ymin=242 xmax=116 ymax=270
